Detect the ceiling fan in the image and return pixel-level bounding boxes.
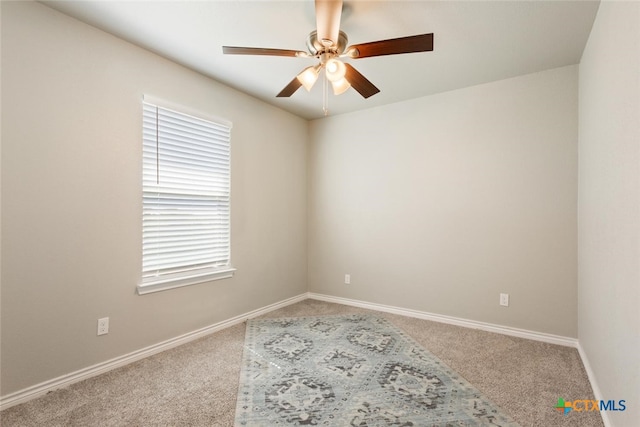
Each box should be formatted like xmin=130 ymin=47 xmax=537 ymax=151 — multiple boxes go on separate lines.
xmin=222 ymin=0 xmax=434 ymax=100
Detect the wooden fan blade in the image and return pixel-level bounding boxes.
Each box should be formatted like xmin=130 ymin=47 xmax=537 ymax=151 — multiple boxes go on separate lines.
xmin=222 ymin=46 xmax=307 ymax=57
xmin=315 ymin=0 xmax=343 ymax=48
xmin=344 ymin=63 xmax=380 ymax=99
xmin=276 ymin=77 xmax=303 ymax=97
xmin=348 ymin=33 xmax=434 ymax=59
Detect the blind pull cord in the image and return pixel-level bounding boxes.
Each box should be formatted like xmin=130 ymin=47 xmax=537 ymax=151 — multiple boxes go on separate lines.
xmin=155 ymin=106 xmax=160 ymax=185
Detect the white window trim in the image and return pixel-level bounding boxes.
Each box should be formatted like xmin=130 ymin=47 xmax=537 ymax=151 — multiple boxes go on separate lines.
xmin=138 ymin=95 xmax=234 ymax=295
xmin=137 ymin=267 xmax=236 ymax=295
xmin=142 ymin=95 xmax=233 ymax=129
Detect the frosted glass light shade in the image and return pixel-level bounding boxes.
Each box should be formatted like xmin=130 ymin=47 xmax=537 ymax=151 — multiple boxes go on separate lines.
xmin=325 ymin=58 xmax=346 ymax=82
xmin=331 ymin=77 xmax=351 ymax=95
xmin=297 ymin=66 xmax=320 ymax=91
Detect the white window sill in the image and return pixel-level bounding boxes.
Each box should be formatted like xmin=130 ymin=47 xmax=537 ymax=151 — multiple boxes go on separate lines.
xmin=137 ymin=267 xmax=236 ymax=295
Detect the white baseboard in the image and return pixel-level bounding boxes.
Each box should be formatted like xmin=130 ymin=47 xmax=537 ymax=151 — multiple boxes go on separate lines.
xmin=0 ymin=293 xmax=307 ymax=411
xmin=308 ymin=292 xmax=579 ymax=348
xmin=577 ymin=342 xmax=611 ymax=427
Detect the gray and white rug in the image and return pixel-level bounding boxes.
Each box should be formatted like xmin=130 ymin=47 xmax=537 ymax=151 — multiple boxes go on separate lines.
xmin=235 ymin=314 xmax=519 ymax=426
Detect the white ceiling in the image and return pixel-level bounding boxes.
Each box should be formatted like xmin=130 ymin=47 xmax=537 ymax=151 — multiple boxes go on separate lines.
xmin=43 ymin=0 xmax=600 ymax=120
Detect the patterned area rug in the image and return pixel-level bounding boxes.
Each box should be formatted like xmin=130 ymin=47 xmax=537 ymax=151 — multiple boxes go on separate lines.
xmin=235 ymin=314 xmax=519 ymax=426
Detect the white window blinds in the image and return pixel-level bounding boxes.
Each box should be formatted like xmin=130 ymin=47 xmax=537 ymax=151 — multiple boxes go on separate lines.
xmin=141 ymin=100 xmax=232 ymax=291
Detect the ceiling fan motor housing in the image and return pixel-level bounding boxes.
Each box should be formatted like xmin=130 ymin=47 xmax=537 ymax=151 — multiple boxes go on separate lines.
xmin=307 ymin=30 xmax=348 ymax=56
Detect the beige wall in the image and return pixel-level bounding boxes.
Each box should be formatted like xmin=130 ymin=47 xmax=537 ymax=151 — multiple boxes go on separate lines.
xmin=308 ymin=66 xmax=579 ymax=337
xmin=578 ymin=2 xmax=640 ymax=426
xmin=1 ymin=1 xmax=308 ymax=395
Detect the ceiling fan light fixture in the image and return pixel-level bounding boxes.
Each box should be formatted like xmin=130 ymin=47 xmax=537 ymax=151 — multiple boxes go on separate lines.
xmin=297 ymin=65 xmax=320 ymax=91
xmin=325 ymin=58 xmax=346 ymax=82
xmin=223 ymin=0 xmax=434 ymax=108
xmin=331 ymin=77 xmax=351 ymax=95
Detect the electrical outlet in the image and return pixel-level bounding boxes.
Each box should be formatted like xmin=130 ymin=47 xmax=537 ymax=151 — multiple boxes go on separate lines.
xmin=97 ymin=317 xmax=109 ymax=336
xmin=500 ymin=293 xmax=509 ymax=307
xmin=344 ymin=274 xmax=351 ymax=285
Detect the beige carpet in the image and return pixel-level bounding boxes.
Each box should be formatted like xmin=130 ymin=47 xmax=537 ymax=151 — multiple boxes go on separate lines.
xmin=0 ymin=299 xmax=603 ymax=427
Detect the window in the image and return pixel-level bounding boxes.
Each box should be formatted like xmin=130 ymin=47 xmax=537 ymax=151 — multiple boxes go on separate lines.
xmin=138 ymin=97 xmax=234 ymax=295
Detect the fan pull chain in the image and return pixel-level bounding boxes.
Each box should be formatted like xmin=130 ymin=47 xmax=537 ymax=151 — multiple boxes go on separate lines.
xmin=323 ymin=70 xmax=329 ymax=116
